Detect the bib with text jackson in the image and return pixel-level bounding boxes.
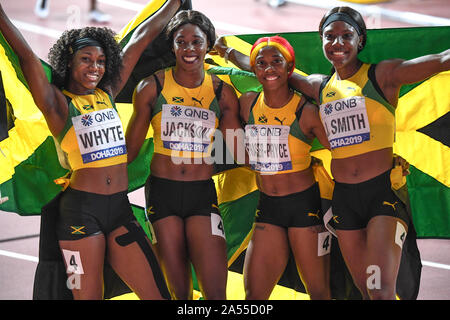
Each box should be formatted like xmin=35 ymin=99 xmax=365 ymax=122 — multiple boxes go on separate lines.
xmin=161 ymin=104 xmax=216 ymax=153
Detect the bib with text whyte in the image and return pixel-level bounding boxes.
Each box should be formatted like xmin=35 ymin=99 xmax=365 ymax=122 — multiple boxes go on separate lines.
xmin=72 ymin=108 xmax=126 ymax=164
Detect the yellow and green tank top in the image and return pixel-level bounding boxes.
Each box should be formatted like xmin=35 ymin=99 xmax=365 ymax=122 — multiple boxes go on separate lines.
xmin=245 ymin=91 xmax=313 ymax=174
xmin=151 ymin=68 xmax=221 ymax=158
xmin=55 ymin=88 xmax=127 ymax=171
xmin=319 ymin=63 xmax=395 ymax=159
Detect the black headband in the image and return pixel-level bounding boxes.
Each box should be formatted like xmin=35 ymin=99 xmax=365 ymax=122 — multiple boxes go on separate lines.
xmin=322 ymin=12 xmax=362 ymax=35
xmin=69 ymin=38 xmax=103 ymax=54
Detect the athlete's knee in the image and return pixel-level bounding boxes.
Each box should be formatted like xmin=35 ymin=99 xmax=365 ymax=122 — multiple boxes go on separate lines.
xmin=245 ymin=285 xmax=269 ymax=300
xmin=368 ymin=286 xmax=396 ymax=300
xmin=351 ymin=276 xmax=370 ymax=300
xmin=367 ymin=274 xmax=396 ymax=300
xmin=169 ymin=282 xmax=193 ymax=300
xmin=72 ymin=288 xmax=103 ymax=300
xmin=201 ymin=283 xmax=226 ymax=300
xmin=306 ymin=284 xmax=331 ymax=300
xmin=204 ymin=291 xmax=226 ymax=300
xmin=245 ymin=290 xmax=262 ymax=300
xmin=197 ymin=268 xmax=227 ymax=300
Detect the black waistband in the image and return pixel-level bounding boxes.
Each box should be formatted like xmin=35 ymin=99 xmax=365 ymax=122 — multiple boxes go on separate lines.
xmin=64 ymin=187 xmax=128 ymax=199
xmin=334 ymin=169 xmax=391 ymax=189
xmin=147 ymin=175 xmax=213 ymax=186
xmin=260 ymin=182 xmax=318 ymax=200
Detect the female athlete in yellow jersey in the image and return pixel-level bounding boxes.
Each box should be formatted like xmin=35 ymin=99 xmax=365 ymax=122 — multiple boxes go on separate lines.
xmin=0 ymin=0 xmax=183 ymax=299
xmin=215 ymin=6 xmax=449 ymax=299
xmin=126 ymin=10 xmax=242 ymax=300
xmin=238 ymin=36 xmax=331 ymax=300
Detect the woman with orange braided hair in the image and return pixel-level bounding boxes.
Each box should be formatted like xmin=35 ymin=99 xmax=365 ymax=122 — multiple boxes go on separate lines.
xmin=239 ymin=36 xmax=331 ymax=299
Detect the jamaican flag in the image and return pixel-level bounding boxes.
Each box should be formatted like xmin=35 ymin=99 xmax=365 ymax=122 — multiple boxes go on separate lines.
xmin=1 ymin=0 xmax=448 ymax=299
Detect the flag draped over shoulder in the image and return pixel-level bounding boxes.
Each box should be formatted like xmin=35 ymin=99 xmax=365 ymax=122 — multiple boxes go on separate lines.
xmin=0 ymin=0 xmax=448 ymax=300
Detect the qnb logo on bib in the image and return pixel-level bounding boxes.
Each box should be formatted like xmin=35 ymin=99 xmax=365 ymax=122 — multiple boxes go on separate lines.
xmin=72 ymin=109 xmax=127 ymax=163
xmin=320 ymin=96 xmax=371 ymax=149
xmin=170 ymin=105 xmax=182 ymax=117
xmin=245 ymin=124 xmax=292 ymax=173
xmin=161 ymin=104 xmax=216 ymax=153
xmin=81 ymin=114 xmax=93 ymax=126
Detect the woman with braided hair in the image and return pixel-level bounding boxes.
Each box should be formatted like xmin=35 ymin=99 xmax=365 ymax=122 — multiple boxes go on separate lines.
xmin=0 ymin=0 xmax=183 ymax=299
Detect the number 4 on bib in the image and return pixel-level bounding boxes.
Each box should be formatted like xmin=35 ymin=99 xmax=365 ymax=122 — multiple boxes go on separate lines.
xmin=318 ymin=231 xmax=331 ymax=256
xmin=211 ymin=212 xmax=226 ymax=239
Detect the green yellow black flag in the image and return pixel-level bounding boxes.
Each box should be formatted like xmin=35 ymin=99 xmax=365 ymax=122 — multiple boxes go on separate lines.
xmin=1 ymin=0 xmax=448 ymax=300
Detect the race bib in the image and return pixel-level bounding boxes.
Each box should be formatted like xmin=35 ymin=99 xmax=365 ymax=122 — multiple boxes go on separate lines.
xmin=320 ymin=96 xmax=370 ymax=149
xmin=245 ymin=124 xmax=292 ymax=173
xmin=161 ymin=104 xmax=216 ymax=153
xmin=72 ymin=109 xmax=126 ymax=163
xmin=211 ymin=212 xmax=226 ymax=239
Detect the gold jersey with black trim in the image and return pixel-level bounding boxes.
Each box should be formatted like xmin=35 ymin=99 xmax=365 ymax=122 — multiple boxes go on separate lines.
xmin=245 ymin=91 xmax=313 ymax=174
xmin=55 ymin=88 xmax=127 ymax=171
xmin=319 ymin=63 xmax=395 ymax=159
xmin=150 ymin=68 xmax=222 ymax=159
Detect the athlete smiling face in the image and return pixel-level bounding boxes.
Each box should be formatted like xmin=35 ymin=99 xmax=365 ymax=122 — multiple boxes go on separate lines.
xmin=172 ymin=23 xmax=209 ymax=71
xmin=67 ymin=45 xmax=106 ymax=95
xmin=253 ymin=46 xmax=293 ymax=92
xmin=321 ymin=21 xmax=362 ymax=72
xmin=165 ymin=9 xmax=216 ymax=88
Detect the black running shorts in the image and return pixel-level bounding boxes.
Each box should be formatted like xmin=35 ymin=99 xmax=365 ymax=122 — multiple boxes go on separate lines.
xmin=57 ymin=187 xmax=135 ymax=240
xmin=144 ymin=175 xmax=220 ymax=223
xmin=330 ymin=169 xmax=410 ymax=230
xmin=256 ymin=183 xmax=324 ymax=228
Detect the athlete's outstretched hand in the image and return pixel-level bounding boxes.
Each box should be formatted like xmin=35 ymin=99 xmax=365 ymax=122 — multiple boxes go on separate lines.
xmin=394 ymin=154 xmax=410 ymax=176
